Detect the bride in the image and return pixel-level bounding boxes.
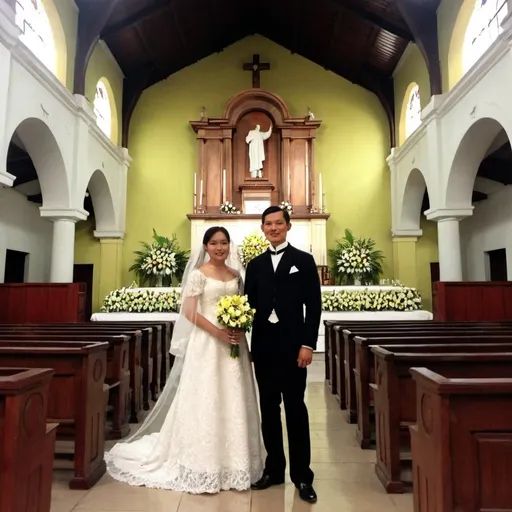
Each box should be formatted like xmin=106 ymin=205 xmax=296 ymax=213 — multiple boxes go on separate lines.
xmin=105 ymin=226 xmax=263 ymax=493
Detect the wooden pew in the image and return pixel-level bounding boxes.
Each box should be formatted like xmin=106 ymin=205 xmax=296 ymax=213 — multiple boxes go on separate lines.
xmin=0 ymin=330 xmax=131 ymax=438
xmin=371 ymin=346 xmax=512 ymax=493
xmin=351 ymin=330 xmax=512 ymax=448
xmin=0 ymin=368 xmax=58 ymax=512
xmin=0 ymin=324 xmax=145 ymax=420
xmin=94 ymin=321 xmax=174 ymax=390
xmin=340 ymin=322 xmax=512 ymax=422
xmin=0 ymin=340 xmax=109 ymax=489
xmin=410 ymin=368 xmax=512 ymax=512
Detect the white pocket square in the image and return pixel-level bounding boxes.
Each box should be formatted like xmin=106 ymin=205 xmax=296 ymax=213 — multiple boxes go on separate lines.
xmin=289 ymin=266 xmax=299 ymax=274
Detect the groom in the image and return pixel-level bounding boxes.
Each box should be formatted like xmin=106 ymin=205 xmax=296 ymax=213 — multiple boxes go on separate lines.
xmin=245 ymin=205 xmax=322 ymax=503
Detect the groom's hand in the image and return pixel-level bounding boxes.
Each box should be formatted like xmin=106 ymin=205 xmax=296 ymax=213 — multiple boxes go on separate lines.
xmin=297 ymin=347 xmax=313 ymax=368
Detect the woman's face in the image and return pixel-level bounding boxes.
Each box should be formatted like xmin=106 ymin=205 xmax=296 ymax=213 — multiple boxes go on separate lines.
xmin=205 ymin=231 xmax=230 ymax=262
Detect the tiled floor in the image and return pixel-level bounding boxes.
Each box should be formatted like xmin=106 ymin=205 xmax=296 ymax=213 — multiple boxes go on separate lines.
xmin=50 ymin=356 xmax=413 ymax=511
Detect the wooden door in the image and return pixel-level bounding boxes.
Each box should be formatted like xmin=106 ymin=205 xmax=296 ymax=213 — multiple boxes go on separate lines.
xmin=73 ymin=264 xmax=93 ymax=321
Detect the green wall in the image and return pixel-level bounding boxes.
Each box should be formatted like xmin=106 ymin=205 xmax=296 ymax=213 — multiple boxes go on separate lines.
xmin=120 ymin=35 xmax=393 ymax=287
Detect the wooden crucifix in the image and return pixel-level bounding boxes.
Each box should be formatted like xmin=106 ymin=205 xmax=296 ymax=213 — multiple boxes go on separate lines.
xmin=242 ymin=54 xmax=270 ymax=88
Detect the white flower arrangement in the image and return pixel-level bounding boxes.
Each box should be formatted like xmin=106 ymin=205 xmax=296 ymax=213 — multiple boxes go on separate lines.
xmin=239 ymin=233 xmax=270 ymax=267
xmin=336 ymin=245 xmax=372 ymax=276
xmin=280 ymin=201 xmax=293 ymax=213
xmin=321 ymin=287 xmax=422 ymax=312
xmin=216 ymin=294 xmax=256 ymax=358
xmin=140 ymin=246 xmax=178 ymax=278
xmin=220 ymin=201 xmax=241 ymax=215
xmin=329 ymin=229 xmax=384 ymax=285
xmin=101 ymin=289 xmax=181 ymax=313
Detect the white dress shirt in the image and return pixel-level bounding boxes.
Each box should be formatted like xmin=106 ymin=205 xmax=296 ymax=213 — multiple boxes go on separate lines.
xmin=268 ymin=241 xmax=313 ymax=351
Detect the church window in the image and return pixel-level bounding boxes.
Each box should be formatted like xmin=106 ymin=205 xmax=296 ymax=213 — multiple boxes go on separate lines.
xmin=405 ymin=85 xmax=421 ymax=139
xmin=94 ymin=81 xmax=112 ymax=139
xmin=15 ymin=0 xmax=57 ymax=74
xmin=463 ymin=0 xmax=508 ymax=73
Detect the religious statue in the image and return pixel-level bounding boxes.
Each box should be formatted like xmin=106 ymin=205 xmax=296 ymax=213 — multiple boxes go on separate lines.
xmin=307 ymin=107 xmax=315 ymax=121
xmin=245 ymin=123 xmax=272 ymax=178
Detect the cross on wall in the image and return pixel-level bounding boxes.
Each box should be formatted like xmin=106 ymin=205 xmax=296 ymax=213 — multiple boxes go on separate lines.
xmin=242 ymin=54 xmax=270 ymax=88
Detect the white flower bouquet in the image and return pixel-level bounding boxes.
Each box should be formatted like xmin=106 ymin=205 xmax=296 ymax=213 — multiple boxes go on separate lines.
xmin=239 ymin=233 xmax=270 ymax=267
xmin=216 ymin=294 xmax=256 ymax=358
xmin=280 ymin=201 xmax=293 ymax=213
xmin=220 ymin=201 xmax=241 ymax=214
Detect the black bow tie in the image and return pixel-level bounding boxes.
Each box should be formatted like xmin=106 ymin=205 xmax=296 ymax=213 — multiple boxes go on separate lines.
xmin=268 ymin=247 xmax=287 ymax=256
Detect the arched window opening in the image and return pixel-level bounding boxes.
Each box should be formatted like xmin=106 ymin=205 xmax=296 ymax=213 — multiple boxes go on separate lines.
xmin=463 ymin=0 xmax=508 ymax=73
xmin=94 ymin=81 xmax=112 ymax=139
xmin=405 ymin=85 xmax=421 ymax=139
xmin=15 ymin=0 xmax=57 ymax=74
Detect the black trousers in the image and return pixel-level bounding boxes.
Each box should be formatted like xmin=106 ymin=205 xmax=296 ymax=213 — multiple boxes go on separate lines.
xmin=253 ymin=334 xmax=314 ymax=485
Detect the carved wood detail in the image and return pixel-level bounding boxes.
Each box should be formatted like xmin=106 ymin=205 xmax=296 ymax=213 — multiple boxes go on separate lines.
xmin=190 ymin=89 xmax=324 ymax=216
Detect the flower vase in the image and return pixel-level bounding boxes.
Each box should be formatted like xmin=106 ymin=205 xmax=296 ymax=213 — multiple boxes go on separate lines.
xmin=156 ymin=275 xmax=163 ymax=287
xmin=354 ymin=276 xmax=362 ymax=286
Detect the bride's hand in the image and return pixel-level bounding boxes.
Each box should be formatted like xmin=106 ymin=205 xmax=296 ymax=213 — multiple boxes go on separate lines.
xmin=217 ymin=329 xmax=241 ymax=346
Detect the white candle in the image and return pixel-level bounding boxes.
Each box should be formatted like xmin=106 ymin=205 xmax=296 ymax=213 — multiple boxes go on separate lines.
xmin=305 ymin=165 xmax=309 ymax=205
xmin=222 ymin=169 xmax=226 ymax=203
xmin=319 ymin=173 xmax=323 ymax=209
xmin=193 ymin=172 xmax=197 ymax=208
xmin=288 ymin=169 xmax=291 ymax=202
xmin=199 ymin=179 xmax=203 ymax=206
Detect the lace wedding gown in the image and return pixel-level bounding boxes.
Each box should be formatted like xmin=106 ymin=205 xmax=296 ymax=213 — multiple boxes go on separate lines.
xmin=105 ymin=270 xmax=263 ymax=493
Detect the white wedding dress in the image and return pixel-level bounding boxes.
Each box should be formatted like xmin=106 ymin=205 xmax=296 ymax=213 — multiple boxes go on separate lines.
xmin=105 ymin=270 xmax=263 ymax=493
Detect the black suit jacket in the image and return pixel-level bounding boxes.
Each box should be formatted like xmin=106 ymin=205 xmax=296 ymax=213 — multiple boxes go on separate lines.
xmin=245 ymin=244 xmax=322 ymax=361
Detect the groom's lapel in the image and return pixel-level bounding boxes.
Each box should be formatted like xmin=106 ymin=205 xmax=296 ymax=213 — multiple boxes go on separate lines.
xmin=262 ymin=250 xmax=275 ymax=278
xmin=275 ymin=245 xmax=294 ymax=280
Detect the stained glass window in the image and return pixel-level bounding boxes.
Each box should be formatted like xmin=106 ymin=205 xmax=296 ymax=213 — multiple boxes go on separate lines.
xmin=405 ymin=85 xmax=421 ymax=139
xmin=15 ymin=0 xmax=56 ymax=74
xmin=94 ymin=81 xmax=112 ymax=138
xmin=463 ymin=0 xmax=508 ymax=72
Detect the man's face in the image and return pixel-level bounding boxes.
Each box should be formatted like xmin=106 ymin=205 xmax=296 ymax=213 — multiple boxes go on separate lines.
xmin=262 ymin=211 xmax=291 ymax=246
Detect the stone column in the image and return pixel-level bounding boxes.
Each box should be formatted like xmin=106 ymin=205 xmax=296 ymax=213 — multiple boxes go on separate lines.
xmin=0 ymin=1 xmax=19 ymax=186
xmin=40 ymin=209 xmax=88 ymax=283
xmin=391 ymin=232 xmax=421 ymax=288
xmin=95 ymin=234 xmax=124 ymax=308
xmin=426 ymin=208 xmax=473 ymax=281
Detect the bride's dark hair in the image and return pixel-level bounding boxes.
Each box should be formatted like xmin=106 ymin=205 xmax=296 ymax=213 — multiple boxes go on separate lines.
xmin=203 ymin=226 xmax=230 ymax=245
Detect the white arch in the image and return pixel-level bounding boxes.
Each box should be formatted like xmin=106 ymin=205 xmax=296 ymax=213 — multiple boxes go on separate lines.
xmin=397 ymin=168 xmax=430 ymax=232
xmin=83 ymin=169 xmax=117 ymax=231
xmin=5 ymin=117 xmax=70 ymax=207
xmin=445 ymin=115 xmax=512 ymax=207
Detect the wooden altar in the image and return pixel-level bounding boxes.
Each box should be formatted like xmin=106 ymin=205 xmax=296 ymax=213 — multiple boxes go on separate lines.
xmin=189 ymin=89 xmax=325 ymax=214
xmin=187 ymin=89 xmax=330 ymax=265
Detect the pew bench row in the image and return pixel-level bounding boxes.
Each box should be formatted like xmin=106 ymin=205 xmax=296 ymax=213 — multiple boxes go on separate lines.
xmin=324 ymin=319 xmax=512 ymax=512
xmin=0 ymin=320 xmax=174 ymax=502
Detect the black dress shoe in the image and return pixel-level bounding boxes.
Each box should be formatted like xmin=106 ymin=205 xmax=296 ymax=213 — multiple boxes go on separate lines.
xmin=296 ymin=483 xmax=317 ymax=503
xmin=251 ymin=473 xmax=285 ymax=490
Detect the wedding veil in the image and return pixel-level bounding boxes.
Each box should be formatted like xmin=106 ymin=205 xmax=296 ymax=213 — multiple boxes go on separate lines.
xmin=118 ymin=237 xmax=243 ymax=444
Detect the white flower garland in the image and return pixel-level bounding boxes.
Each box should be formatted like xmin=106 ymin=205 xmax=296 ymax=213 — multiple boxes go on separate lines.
xmin=321 ymin=288 xmax=422 ymax=312
xmin=102 ymin=289 xmax=181 ymax=313
xmin=101 ymin=287 xmax=422 ymax=313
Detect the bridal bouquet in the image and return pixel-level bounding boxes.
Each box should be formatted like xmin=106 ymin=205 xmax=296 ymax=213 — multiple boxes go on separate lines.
xmin=216 ymin=294 xmax=256 ymax=358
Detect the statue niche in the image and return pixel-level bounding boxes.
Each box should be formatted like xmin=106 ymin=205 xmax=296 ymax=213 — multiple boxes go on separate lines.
xmin=189 ymin=89 xmax=322 ymax=215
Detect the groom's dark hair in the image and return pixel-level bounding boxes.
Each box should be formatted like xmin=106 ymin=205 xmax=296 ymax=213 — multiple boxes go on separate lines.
xmin=261 ymin=205 xmax=291 ymax=224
